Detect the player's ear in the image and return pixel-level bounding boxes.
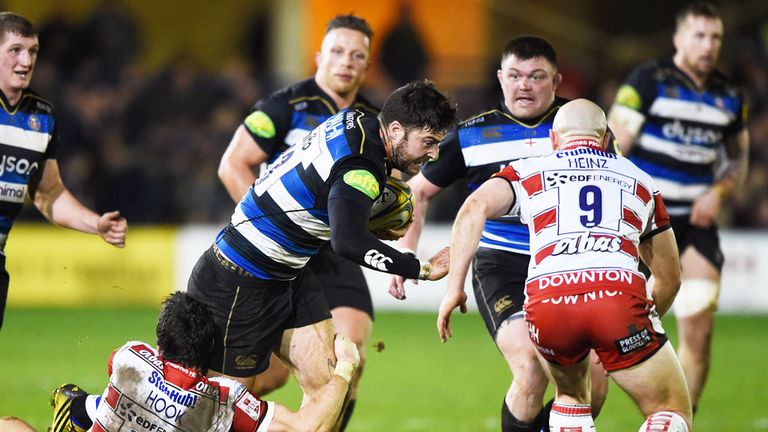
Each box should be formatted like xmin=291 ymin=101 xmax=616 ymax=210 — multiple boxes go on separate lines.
xmin=550 ymin=129 xmax=558 ymax=151
xmin=553 ymin=72 xmax=563 ymax=90
xmin=388 ymin=121 xmax=405 ymax=142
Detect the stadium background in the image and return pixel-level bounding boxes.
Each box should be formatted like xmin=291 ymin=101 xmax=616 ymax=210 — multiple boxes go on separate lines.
xmin=1 ymin=0 xmax=767 ymax=430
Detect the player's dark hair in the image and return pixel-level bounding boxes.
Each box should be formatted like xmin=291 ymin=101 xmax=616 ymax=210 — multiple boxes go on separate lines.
xmin=676 ymin=2 xmax=721 ymax=29
xmin=326 ymin=14 xmax=373 ymax=41
xmin=379 ymin=80 xmax=457 ymax=134
xmin=156 ymin=291 xmax=216 ymax=372
xmin=501 ymin=35 xmax=558 ymax=69
xmin=0 ymin=12 xmax=37 ymax=39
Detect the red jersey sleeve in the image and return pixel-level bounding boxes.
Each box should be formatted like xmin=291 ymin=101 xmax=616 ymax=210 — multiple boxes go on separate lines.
xmin=232 ymin=391 xmax=274 ymax=432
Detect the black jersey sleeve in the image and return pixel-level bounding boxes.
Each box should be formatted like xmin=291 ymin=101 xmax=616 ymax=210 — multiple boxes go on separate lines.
xmin=724 ymin=87 xmax=747 ymax=139
xmin=327 ymin=158 xmax=420 ymax=279
xmin=44 ymin=114 xmax=60 ymax=160
xmin=242 ymin=91 xmax=293 ymax=156
xmin=615 ymin=61 xmax=658 ymax=115
xmin=419 ymin=130 xmax=467 ymax=188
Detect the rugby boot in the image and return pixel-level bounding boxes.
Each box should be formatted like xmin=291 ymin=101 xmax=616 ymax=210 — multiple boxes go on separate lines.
xmin=49 ymin=384 xmax=87 ymax=432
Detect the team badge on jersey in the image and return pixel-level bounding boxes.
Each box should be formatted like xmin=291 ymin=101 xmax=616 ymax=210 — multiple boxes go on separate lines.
xmin=615 ymin=85 xmax=641 ymax=110
xmin=27 ymin=114 xmax=40 ymax=131
xmin=343 ymin=170 xmax=380 ymax=199
xmin=244 ymin=111 xmax=276 ymax=138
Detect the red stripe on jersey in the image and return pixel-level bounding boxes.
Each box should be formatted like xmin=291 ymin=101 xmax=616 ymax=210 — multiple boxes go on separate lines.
xmin=652 ymin=193 xmax=670 ymax=228
xmin=233 ymin=392 xmax=267 ymax=432
xmin=534 ymin=243 xmax=556 ymax=265
xmin=521 ymin=173 xmax=544 ymax=196
xmin=92 ymin=421 xmax=106 ymax=432
xmin=105 ymin=385 xmax=120 ymax=409
xmin=492 ymin=165 xmax=520 ymax=182
xmin=107 ymin=349 xmax=117 ymax=377
xmin=619 ymin=238 xmax=638 ymax=258
xmin=218 ymin=382 xmax=230 ymax=403
xmin=635 ymin=182 xmax=651 ymax=204
xmin=622 ymin=207 xmax=643 ymax=231
xmin=533 ymin=208 xmax=557 ymax=234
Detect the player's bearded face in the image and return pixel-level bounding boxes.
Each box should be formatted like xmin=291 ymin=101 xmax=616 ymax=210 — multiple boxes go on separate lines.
xmin=315 ymin=28 xmax=370 ymax=97
xmin=498 ymin=55 xmax=561 ymax=120
xmin=389 ymin=127 xmax=445 ymax=175
xmin=0 ymin=32 xmax=38 ymax=95
xmin=674 ymin=15 xmax=723 ymax=78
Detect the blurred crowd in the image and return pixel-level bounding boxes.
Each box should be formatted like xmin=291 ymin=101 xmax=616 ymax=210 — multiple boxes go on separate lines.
xmin=17 ymin=3 xmax=768 ymax=227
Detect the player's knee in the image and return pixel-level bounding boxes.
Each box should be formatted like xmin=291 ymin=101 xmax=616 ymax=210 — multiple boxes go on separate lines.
xmin=639 ymin=411 xmax=690 ymax=432
xmin=672 ymin=279 xmax=718 ymax=319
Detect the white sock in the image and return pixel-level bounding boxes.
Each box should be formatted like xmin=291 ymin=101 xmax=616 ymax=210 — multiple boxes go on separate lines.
xmin=549 ymin=402 xmax=595 ymax=431
xmin=639 ymin=411 xmax=689 ymax=432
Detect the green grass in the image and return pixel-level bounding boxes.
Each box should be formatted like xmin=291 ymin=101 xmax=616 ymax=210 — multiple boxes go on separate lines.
xmin=1 ymin=309 xmax=767 ymax=431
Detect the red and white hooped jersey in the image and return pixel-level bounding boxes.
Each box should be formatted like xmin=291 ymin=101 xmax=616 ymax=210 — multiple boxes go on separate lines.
xmin=91 ymin=341 xmax=274 ymax=432
xmin=493 ymin=145 xmax=670 ymax=303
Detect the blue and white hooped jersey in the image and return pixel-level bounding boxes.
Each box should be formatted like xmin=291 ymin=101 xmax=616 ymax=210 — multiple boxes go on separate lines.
xmin=614 ymin=58 xmax=746 ymax=215
xmin=217 ymin=109 xmax=386 ymax=280
xmin=0 ymin=90 xmax=58 ymax=252
xmin=242 ymin=78 xmax=378 ymax=163
xmin=421 ymin=100 xmax=566 ymax=255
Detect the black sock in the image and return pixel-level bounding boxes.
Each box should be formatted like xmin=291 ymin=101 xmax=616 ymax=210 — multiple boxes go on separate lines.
xmin=339 ymin=399 xmax=356 ymax=431
xmin=541 ymin=398 xmax=554 ymax=431
xmin=70 ymin=394 xmax=93 ymax=429
xmin=501 ymin=397 xmax=544 ymax=432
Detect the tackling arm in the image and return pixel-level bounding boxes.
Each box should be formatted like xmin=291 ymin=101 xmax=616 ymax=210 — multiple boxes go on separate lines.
xmin=218 ymin=125 xmax=270 ymax=202
xmin=638 ymin=229 xmax=681 ymax=316
xmin=607 ymin=104 xmax=644 ymax=155
xmin=30 ymin=160 xmax=127 ymax=247
xmin=437 ymin=177 xmax=515 ymax=342
xmin=262 ymin=336 xmax=359 ymax=432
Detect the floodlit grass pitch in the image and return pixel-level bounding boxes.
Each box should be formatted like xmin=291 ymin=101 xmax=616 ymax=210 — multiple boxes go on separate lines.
xmin=1 ymin=309 xmax=766 ymax=431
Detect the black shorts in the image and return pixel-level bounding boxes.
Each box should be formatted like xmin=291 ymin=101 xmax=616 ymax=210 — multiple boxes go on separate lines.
xmin=0 ymin=255 xmax=9 ymax=330
xmin=670 ymin=215 xmax=724 ymax=271
xmin=305 ymin=244 xmax=373 ymax=320
xmin=186 ymin=247 xmax=331 ymax=378
xmin=472 ymin=248 xmax=530 ymax=339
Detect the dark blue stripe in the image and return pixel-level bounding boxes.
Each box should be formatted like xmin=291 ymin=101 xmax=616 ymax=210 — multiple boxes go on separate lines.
xmin=0 ymin=215 xmax=15 ymax=232
xmin=631 ymin=157 xmax=713 ymax=184
xmin=279 ymin=168 xmax=328 ymax=222
xmin=290 ymin=111 xmax=323 ymax=135
xmin=216 ymin=238 xmax=273 ymax=279
xmin=458 ymin=123 xmax=550 ymax=149
xmin=240 ymin=191 xmax=319 ymax=256
xmin=656 ymin=83 xmax=740 ymax=114
xmin=0 ymin=110 xmax=55 ymax=134
xmin=482 ymin=220 xmax=530 ymax=249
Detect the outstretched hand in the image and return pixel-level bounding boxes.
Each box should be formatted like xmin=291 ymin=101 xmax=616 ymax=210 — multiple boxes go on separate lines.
xmin=98 ymin=210 xmax=127 ymax=248
xmin=425 ymin=246 xmax=450 ymax=281
xmin=436 ymin=287 xmax=467 ymax=342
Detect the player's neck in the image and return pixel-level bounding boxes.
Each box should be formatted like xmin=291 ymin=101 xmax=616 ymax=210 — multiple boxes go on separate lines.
xmin=0 ymin=85 xmax=22 ymax=107
xmin=673 ymin=55 xmax=710 ymax=89
xmin=315 ymin=78 xmax=357 ymax=110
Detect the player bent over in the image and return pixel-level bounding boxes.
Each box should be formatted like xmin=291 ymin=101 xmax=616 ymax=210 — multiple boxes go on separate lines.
xmin=50 ymin=291 xmax=361 ymax=432
xmin=439 ymin=99 xmax=692 ymax=431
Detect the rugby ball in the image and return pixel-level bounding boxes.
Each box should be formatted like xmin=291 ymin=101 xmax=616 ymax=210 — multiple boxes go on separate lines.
xmin=368 ymin=177 xmax=414 ymax=231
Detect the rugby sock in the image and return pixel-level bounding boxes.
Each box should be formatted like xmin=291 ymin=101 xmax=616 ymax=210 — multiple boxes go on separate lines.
xmin=541 ymin=398 xmax=554 ymax=430
xmin=501 ymin=397 xmax=543 ymax=432
xmin=70 ymin=394 xmax=93 ymax=429
xmin=638 ymin=411 xmax=689 ymax=432
xmin=549 ymin=402 xmax=594 ymax=431
xmin=339 ymin=399 xmax=356 ymax=431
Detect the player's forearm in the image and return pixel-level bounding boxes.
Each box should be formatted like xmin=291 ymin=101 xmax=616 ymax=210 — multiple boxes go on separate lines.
xmin=447 ymin=197 xmax=487 ymax=293
xmin=714 ymin=130 xmax=749 ymax=198
xmin=329 ymin=197 xmax=422 ymax=279
xmin=607 ymin=105 xmax=643 ymax=154
xmin=218 ymin=160 xmax=257 ymax=203
xmin=37 ymin=186 xmax=100 ymax=234
xmin=640 ymin=229 xmax=681 ymax=316
xmin=274 ymin=375 xmax=350 ymax=432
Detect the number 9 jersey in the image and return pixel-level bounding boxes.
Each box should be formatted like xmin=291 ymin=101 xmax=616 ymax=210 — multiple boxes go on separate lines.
xmin=493 ymin=145 xmax=671 ymax=304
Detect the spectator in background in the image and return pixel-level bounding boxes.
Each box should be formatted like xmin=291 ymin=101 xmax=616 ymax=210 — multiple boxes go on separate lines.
xmin=608 ymin=1 xmax=749 ymax=414
xmin=379 ymin=2 xmax=429 ymax=87
xmin=0 ymin=12 xmax=127 ymax=330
